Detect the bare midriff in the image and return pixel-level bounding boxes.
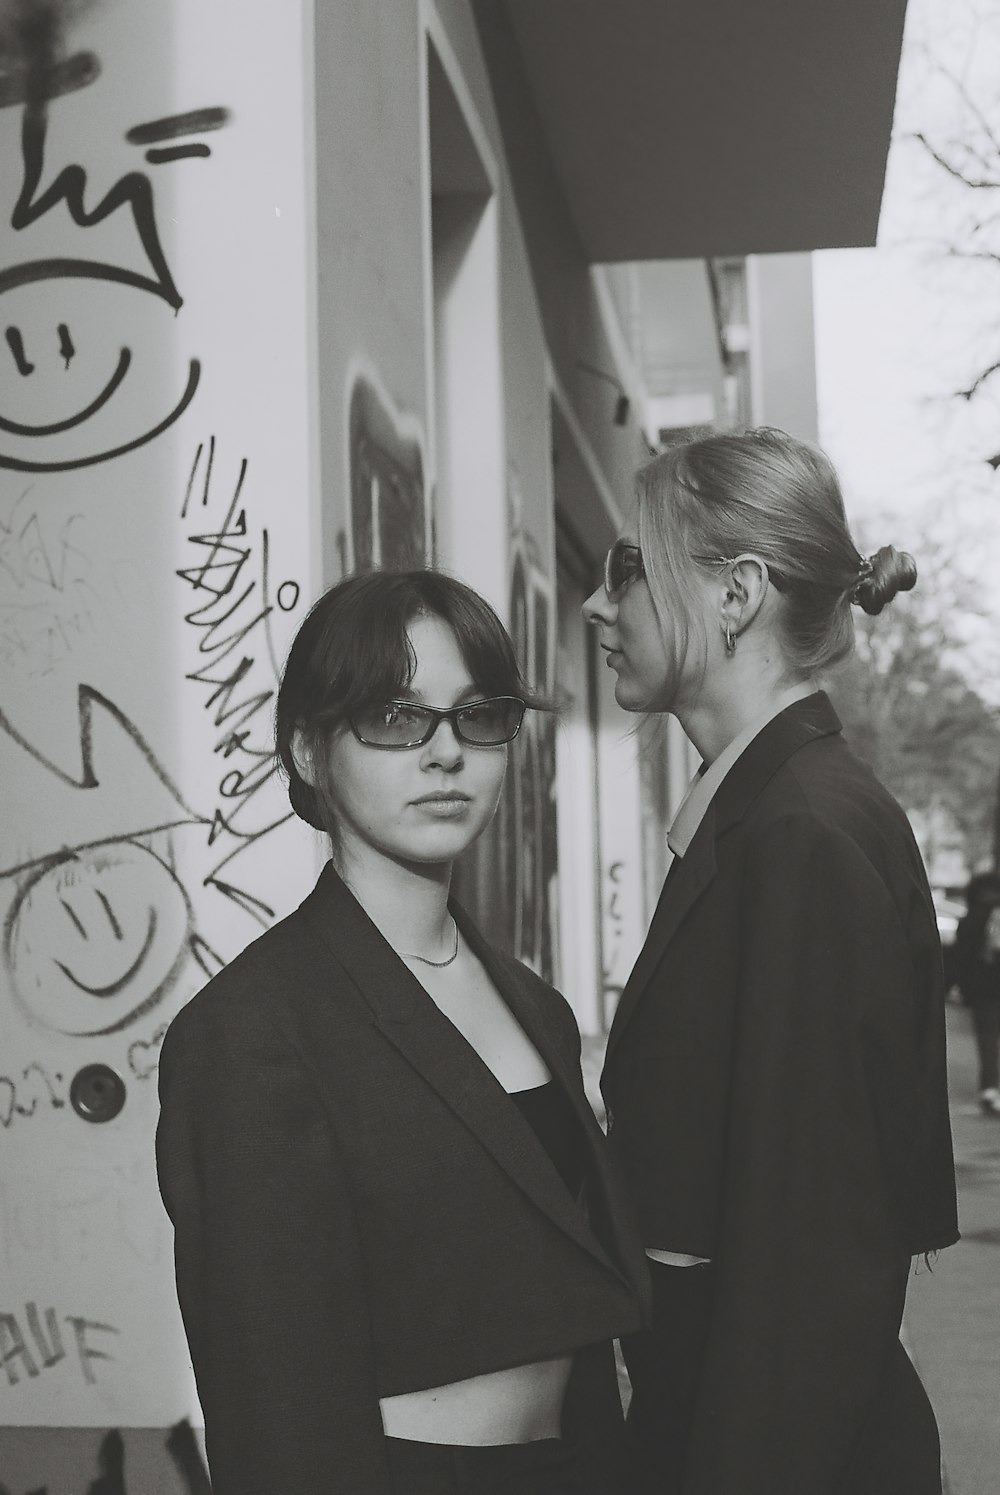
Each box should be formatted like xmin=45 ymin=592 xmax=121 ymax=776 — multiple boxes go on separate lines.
xmin=379 ymin=1354 xmax=573 ymax=1445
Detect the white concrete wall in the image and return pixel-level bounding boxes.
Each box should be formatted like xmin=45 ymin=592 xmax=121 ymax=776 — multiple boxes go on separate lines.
xmin=0 ymin=0 xmax=317 ymax=1483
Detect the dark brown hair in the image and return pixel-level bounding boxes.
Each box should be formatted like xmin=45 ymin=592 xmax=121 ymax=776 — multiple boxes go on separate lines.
xmin=275 ymin=570 xmax=534 ymax=834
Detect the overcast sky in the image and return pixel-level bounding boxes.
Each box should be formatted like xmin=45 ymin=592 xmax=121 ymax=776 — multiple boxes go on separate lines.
xmin=814 ymin=0 xmax=1000 ymax=553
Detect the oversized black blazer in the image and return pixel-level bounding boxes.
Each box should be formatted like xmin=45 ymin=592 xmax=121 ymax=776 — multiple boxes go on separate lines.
xmin=157 ymin=863 xmax=649 ymax=1495
xmin=602 ymin=692 xmax=959 ymax=1495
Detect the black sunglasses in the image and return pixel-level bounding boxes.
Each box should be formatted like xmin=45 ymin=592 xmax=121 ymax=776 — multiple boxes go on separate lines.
xmin=604 ymin=539 xmax=788 ymax=600
xmin=604 ymin=539 xmax=645 ymax=599
xmin=350 ymin=696 xmax=526 ymax=750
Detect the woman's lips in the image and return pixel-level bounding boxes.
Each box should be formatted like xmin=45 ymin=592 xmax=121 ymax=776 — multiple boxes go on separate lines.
xmin=411 ymin=793 xmax=472 ymax=817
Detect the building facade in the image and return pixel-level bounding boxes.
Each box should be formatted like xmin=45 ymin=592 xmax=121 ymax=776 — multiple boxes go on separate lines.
xmin=0 ymin=0 xmax=902 ymax=1486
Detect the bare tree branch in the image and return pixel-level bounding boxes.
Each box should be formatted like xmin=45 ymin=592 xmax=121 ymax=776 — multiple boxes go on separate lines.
xmin=957 ymin=359 xmax=1000 ymax=399
xmin=912 ymin=131 xmax=1000 ymax=191
xmin=944 ymin=247 xmax=1000 ymax=265
xmin=930 ymin=54 xmax=1000 ymax=160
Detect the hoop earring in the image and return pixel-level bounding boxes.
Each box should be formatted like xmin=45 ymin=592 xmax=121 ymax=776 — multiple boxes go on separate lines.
xmin=724 ymin=620 xmax=737 ymax=655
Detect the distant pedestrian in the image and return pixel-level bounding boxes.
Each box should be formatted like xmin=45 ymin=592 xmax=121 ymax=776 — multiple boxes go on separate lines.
xmin=156 ymin=570 xmax=648 ymax=1495
xmin=585 ymin=427 xmax=959 ymax=1495
xmin=951 ymin=871 xmax=1000 ymax=1115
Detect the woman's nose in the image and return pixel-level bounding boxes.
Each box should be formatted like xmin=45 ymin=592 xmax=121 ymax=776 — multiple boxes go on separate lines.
xmin=583 ymin=584 xmax=616 ymax=627
xmin=421 ymin=718 xmax=464 ymax=770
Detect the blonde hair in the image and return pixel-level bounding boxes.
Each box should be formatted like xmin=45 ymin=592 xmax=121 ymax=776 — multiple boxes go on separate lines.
xmin=636 ymin=427 xmax=916 ymax=678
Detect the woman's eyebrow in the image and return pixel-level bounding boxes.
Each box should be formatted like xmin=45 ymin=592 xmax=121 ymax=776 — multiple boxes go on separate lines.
xmin=393 ymin=684 xmax=482 ymax=706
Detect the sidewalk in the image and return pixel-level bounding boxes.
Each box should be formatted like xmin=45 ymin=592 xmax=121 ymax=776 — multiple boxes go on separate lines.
xmin=904 ymin=1003 xmax=1000 ymax=1495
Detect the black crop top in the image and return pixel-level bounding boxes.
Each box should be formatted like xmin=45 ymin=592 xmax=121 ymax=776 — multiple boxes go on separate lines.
xmin=510 ymin=1080 xmax=586 ymax=1198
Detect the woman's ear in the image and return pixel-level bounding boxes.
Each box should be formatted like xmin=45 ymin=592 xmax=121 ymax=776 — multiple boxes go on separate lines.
xmin=720 ymin=555 xmax=771 ymax=636
xmin=290 ymin=728 xmax=316 ymax=786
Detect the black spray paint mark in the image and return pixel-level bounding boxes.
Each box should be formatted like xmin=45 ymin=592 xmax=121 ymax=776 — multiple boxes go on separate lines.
xmin=0 ymin=58 xmax=229 ymax=470
xmin=0 ymin=0 xmax=101 ymax=111
xmin=0 ymin=50 xmax=100 ymax=111
xmin=5 ymin=326 xmax=34 ymax=375
xmin=144 ymin=144 xmax=210 ymax=165
xmin=56 ymin=321 xmax=74 ymax=367
xmin=66 ymin=1316 xmax=119 ymax=1385
xmin=0 ymin=349 xmax=132 ymax=437
xmin=126 ymin=107 xmax=231 ymax=145
xmin=11 ymin=103 xmax=180 ymax=307
xmin=0 ymin=1307 xmax=115 ymax=1386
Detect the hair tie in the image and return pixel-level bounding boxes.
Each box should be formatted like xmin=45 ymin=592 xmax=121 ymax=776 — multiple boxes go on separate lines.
xmin=851 ymin=556 xmax=874 ymax=602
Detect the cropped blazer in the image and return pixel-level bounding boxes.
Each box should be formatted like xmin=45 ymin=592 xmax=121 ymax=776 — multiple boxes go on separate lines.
xmin=157 ymin=863 xmax=649 ymax=1495
xmin=602 ymin=692 xmax=959 ymax=1495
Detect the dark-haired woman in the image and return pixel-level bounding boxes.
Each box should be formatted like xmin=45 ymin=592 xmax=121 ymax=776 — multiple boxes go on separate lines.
xmin=156 ymin=569 xmax=648 ymax=1495
xmin=585 ymin=428 xmax=958 ymax=1495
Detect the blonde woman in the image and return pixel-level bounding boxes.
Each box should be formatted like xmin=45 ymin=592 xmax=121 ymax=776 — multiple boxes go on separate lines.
xmin=585 ymin=428 xmax=958 ymax=1495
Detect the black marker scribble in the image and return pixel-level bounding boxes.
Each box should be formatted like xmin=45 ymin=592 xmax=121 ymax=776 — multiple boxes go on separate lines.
xmin=0 ymin=1061 xmax=65 ymax=1126
xmin=177 ymin=439 xmax=303 ymax=927
xmin=0 ymin=498 xmax=103 ymax=676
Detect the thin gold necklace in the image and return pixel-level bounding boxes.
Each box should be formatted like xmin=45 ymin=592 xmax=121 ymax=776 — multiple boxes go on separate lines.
xmin=400 ymin=918 xmax=460 ymax=968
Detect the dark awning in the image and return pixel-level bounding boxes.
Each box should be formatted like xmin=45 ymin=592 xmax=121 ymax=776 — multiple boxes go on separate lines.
xmin=492 ymin=0 xmax=908 ymax=260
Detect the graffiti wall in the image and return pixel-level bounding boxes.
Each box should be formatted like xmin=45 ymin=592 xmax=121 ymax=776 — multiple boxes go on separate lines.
xmin=0 ymin=0 xmax=317 ymax=1485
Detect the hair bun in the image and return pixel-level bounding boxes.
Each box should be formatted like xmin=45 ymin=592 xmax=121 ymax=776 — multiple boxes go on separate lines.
xmin=853 ymin=545 xmax=917 ymax=616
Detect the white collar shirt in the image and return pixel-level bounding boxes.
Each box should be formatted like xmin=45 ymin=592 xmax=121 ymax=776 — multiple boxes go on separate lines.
xmin=667 ymin=684 xmax=817 ymax=861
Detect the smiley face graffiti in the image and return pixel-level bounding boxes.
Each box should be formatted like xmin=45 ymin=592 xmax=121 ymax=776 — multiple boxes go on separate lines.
xmin=4 ymin=843 xmax=194 ymax=1036
xmin=0 ymin=51 xmax=229 ymax=472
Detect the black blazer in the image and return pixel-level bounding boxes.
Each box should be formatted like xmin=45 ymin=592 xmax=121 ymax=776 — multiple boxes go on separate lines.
xmin=602 ymin=692 xmax=958 ymax=1494
xmin=157 ymin=864 xmax=649 ymax=1495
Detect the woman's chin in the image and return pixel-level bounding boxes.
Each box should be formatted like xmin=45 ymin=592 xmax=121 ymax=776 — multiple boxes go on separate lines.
xmin=396 ymin=824 xmax=490 ymax=866
xmin=614 ymin=677 xmax=659 ymax=714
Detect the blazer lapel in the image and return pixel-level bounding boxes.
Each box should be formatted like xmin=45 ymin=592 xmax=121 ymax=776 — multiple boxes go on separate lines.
xmin=300 ymin=865 xmax=626 ymax=1284
xmin=604 ymin=808 xmax=718 ymax=1064
xmin=604 ymin=692 xmax=842 ymax=1064
xmin=712 ymin=690 xmax=841 ymax=835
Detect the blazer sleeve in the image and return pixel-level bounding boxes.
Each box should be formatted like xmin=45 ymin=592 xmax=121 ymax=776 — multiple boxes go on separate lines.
xmin=156 ymin=993 xmax=392 ymax=1495
xmin=683 ymin=812 xmax=926 ymax=1495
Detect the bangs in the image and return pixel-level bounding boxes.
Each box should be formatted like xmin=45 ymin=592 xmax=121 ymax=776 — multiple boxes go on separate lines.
xmin=281 ymin=570 xmax=532 ymax=739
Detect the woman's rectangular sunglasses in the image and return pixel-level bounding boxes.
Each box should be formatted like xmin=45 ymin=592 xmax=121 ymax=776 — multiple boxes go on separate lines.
xmin=604 ymin=539 xmax=788 ymax=599
xmin=351 ymin=696 xmax=526 ymax=749
xmin=604 ymin=539 xmax=645 ymax=599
